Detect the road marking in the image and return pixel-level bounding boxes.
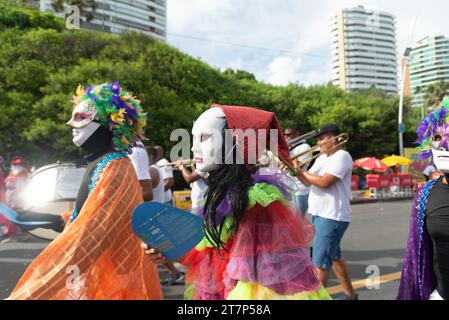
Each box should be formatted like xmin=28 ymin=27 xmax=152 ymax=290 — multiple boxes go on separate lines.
xmin=326 ymin=271 xmax=402 ymax=295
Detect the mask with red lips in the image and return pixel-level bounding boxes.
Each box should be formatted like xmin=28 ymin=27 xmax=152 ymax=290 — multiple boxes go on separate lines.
xmin=67 ymin=100 xmax=101 ymax=147
xmin=191 ymin=108 xmax=227 ymax=173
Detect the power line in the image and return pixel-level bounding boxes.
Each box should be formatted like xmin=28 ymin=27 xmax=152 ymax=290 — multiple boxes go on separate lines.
xmin=166 ymin=32 xmax=329 ymax=59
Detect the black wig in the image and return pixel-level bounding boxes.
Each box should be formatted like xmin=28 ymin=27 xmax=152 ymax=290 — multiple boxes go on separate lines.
xmin=202 ymin=126 xmax=256 ymax=252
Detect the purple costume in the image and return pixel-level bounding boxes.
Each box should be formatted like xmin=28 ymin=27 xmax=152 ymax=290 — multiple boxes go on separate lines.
xmin=397 ymin=180 xmax=438 ymax=300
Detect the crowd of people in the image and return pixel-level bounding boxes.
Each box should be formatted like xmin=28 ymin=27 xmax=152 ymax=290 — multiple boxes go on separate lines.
xmin=1 ymin=81 xmax=448 ymax=301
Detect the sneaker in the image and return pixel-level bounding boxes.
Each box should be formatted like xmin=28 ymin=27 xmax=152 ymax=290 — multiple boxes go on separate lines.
xmin=174 ymin=262 xmax=187 ymax=273
xmin=333 ymin=293 xmax=359 ymax=300
xmin=162 ymin=272 xmax=185 ymax=286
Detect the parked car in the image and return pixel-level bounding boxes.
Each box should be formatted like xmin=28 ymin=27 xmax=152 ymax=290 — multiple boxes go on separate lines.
xmin=15 ymin=162 xmax=86 ymax=240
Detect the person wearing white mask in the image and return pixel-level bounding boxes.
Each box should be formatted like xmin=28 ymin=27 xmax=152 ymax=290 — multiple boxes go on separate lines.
xmin=398 ymin=97 xmax=449 ymax=301
xmin=7 ymin=82 xmax=162 ymax=300
xmin=142 ymin=104 xmax=331 ymax=300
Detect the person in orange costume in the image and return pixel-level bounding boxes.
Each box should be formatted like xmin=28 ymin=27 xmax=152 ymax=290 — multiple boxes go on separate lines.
xmin=8 ymin=82 xmax=162 ymax=300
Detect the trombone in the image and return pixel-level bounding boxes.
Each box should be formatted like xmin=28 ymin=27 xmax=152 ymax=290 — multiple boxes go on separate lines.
xmin=287 ymin=130 xmax=317 ymax=150
xmin=281 ymin=133 xmax=349 ymax=171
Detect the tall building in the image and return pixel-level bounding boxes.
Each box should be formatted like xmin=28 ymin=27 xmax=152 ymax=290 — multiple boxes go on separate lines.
xmin=40 ymin=0 xmax=166 ymax=41
xmin=409 ymin=35 xmax=449 ymax=108
xmin=331 ymin=6 xmax=398 ymax=95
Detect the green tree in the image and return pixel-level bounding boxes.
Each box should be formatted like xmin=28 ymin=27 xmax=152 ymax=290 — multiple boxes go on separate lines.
xmin=51 ymin=0 xmax=96 ymax=21
xmin=0 ymin=1 xmax=419 ymax=167
xmin=223 ymin=68 xmax=257 ymax=82
xmin=424 ymin=80 xmax=449 ymax=110
xmin=0 ymin=0 xmax=63 ymax=30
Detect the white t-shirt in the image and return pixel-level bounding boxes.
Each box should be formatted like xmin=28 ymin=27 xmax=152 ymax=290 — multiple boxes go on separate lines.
xmin=157 ymin=158 xmax=174 ymax=202
xmin=128 ymin=142 xmax=151 ymax=181
xmin=308 ymin=149 xmax=353 ymax=222
xmin=290 ymin=142 xmax=311 ymax=195
xmin=150 ymin=164 xmax=165 ymax=203
xmin=191 ymin=169 xmax=207 ymax=213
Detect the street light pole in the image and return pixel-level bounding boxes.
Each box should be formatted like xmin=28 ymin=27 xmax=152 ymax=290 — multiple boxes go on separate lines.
xmin=398 ymin=62 xmax=406 ymax=157
xmin=398 ymin=48 xmax=411 ymax=174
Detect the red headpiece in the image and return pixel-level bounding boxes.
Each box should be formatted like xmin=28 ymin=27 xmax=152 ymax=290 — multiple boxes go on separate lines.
xmin=210 ymin=104 xmax=292 ymax=167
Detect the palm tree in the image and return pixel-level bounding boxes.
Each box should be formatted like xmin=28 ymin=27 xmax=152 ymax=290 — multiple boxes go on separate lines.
xmin=51 ymin=0 xmax=96 ymax=21
xmin=424 ymin=80 xmax=449 ymax=110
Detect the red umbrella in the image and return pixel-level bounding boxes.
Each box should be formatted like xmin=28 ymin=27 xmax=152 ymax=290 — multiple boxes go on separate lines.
xmin=354 ymin=157 xmax=389 ymax=172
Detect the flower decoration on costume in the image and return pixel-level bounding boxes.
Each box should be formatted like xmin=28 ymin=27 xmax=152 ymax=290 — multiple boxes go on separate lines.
xmin=71 ymin=81 xmax=147 ymax=153
xmin=416 ymin=96 xmax=449 ymax=159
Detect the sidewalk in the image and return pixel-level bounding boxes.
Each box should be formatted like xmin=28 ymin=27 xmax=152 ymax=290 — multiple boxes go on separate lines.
xmin=351 ymin=196 xmax=413 ymax=205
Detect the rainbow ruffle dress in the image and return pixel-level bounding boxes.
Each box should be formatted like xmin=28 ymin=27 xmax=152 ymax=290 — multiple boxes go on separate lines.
xmin=179 ymin=172 xmax=331 ymax=300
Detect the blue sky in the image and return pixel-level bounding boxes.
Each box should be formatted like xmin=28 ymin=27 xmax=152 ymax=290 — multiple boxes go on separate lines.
xmin=166 ymin=0 xmax=449 ymax=86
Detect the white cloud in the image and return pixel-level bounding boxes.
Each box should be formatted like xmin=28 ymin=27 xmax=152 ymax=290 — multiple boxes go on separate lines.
xmin=267 ymin=56 xmax=302 ymax=86
xmin=225 ymin=57 xmax=244 ymax=70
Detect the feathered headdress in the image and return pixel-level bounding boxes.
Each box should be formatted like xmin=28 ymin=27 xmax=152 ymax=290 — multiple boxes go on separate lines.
xmin=71 ymin=81 xmax=147 ymax=153
xmin=416 ymin=96 xmax=449 ymax=159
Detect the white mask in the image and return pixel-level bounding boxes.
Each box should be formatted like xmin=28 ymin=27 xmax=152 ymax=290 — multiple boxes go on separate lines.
xmin=67 ymin=100 xmax=101 ymax=147
xmin=430 ymin=127 xmax=449 ymax=173
xmin=71 ymin=121 xmax=101 ymax=147
xmin=66 ymin=100 xmax=98 ymax=128
xmin=191 ymin=108 xmax=227 ymax=172
xmin=432 ymin=148 xmax=449 ymax=173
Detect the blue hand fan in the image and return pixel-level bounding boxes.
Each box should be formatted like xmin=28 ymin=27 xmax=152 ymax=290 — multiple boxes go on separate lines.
xmin=131 ymin=202 xmax=204 ymax=261
xmin=0 ymin=203 xmax=53 ymax=227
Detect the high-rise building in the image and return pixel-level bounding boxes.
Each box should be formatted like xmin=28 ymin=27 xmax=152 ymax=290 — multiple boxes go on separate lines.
xmin=331 ymin=6 xmax=398 ymax=95
xmin=40 ymin=0 xmax=166 ymax=41
xmin=409 ymin=35 xmax=449 ymax=108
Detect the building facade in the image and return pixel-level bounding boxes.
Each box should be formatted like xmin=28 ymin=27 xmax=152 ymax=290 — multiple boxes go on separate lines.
xmin=40 ymin=0 xmax=166 ymax=41
xmin=409 ymin=35 xmax=449 ymax=108
xmin=331 ymin=6 xmax=398 ymax=95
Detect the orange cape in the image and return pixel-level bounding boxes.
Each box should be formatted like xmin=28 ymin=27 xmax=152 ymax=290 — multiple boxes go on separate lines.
xmin=8 ymin=158 xmax=162 ymax=300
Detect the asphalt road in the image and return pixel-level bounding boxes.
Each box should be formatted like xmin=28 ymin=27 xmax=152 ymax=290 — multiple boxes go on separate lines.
xmin=0 ymin=200 xmax=412 ymax=300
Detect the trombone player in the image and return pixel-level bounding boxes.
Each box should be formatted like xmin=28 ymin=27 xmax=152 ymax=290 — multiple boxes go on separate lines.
xmin=284 ymin=124 xmax=313 ymax=216
xmin=294 ymin=123 xmax=357 ymax=300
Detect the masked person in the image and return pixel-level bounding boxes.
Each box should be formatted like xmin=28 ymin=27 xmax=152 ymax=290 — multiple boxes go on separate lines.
xmin=143 ymin=105 xmax=331 ymax=300
xmin=397 ymin=97 xmax=449 ymax=300
xmin=0 ymin=156 xmax=21 ymax=238
xmin=0 ymin=157 xmax=23 ymax=238
xmin=0 ymin=156 xmax=6 ymax=203
xmin=8 ymin=82 xmax=162 ymax=300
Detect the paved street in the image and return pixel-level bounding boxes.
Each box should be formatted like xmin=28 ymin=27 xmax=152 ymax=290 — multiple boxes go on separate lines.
xmin=326 ymin=200 xmax=411 ymax=300
xmin=0 ymin=200 xmax=412 ymax=300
